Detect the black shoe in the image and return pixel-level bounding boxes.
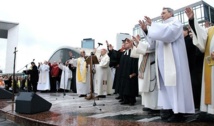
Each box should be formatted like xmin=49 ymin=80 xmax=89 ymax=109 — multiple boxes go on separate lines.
xmin=99 ymin=95 xmax=106 ymax=98
xmin=115 ymin=96 xmax=121 ymax=99
xmin=121 ymin=101 xmax=129 ymax=105
xmin=129 ymin=102 xmax=135 ymax=106
xmin=160 ymin=109 xmax=173 ymax=120
xmin=142 ymin=107 xmax=152 ymax=111
xmin=133 ymin=99 xmax=136 ymax=103
xmin=167 ymin=114 xmax=185 ymax=122
xmin=79 ymin=94 xmax=86 ymax=97
xmin=148 ymin=110 xmax=161 ymax=116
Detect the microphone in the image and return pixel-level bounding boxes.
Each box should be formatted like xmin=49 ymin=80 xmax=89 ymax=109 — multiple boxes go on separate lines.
xmin=98 ymin=43 xmax=103 ymax=46
xmin=33 ymin=59 xmax=35 ymax=61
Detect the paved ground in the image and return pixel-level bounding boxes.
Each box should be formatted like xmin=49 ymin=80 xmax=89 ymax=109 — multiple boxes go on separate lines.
xmin=0 ymin=92 xmax=214 ymax=126
xmin=0 ymin=113 xmax=20 ymax=126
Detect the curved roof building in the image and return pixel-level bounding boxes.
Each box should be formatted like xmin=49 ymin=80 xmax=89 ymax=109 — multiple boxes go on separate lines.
xmin=48 ymin=46 xmax=101 ymax=64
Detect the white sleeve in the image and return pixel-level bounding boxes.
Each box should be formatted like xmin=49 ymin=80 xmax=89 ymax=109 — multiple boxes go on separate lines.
xmin=148 ymin=19 xmax=183 ymax=43
xmin=136 ymin=29 xmax=155 ymax=55
xmin=191 ymin=17 xmax=208 ymax=52
xmin=99 ymin=56 xmax=110 ymax=68
xmin=130 ymin=46 xmax=140 ymax=58
xmin=58 ymin=63 xmax=64 ymax=70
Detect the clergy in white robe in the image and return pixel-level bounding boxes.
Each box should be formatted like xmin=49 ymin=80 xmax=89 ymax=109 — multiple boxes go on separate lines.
xmin=68 ymin=51 xmax=77 ymax=93
xmin=134 ymin=34 xmax=160 ymax=110
xmin=76 ymin=50 xmax=90 ymax=96
xmin=141 ymin=7 xmax=195 ymax=119
xmin=107 ymin=68 xmax=114 ymax=94
xmin=94 ymin=49 xmax=112 ymax=97
xmin=58 ymin=61 xmax=72 ymax=90
xmin=37 ymin=61 xmax=50 ymax=91
xmin=186 ymin=7 xmax=214 ymax=114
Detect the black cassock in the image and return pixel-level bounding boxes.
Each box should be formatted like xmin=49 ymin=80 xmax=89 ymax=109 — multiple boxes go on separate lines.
xmin=118 ymin=49 xmax=138 ymax=103
xmin=69 ymin=64 xmax=77 ymax=93
xmin=108 ymin=49 xmax=124 ymax=91
xmin=184 ymin=35 xmax=196 ymax=73
xmin=23 ymin=65 xmax=38 ymax=92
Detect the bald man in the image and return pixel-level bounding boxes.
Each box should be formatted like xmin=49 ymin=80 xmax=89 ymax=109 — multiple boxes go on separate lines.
xmin=94 ymin=49 xmax=112 ymax=98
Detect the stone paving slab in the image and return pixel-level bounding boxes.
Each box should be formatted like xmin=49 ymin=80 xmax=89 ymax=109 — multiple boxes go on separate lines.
xmin=0 ymin=92 xmax=214 ymax=126
xmin=0 ymin=113 xmax=20 ymax=126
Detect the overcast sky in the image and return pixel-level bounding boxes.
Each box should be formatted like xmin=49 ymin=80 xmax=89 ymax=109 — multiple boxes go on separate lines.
xmin=0 ymin=0 xmax=213 ymax=72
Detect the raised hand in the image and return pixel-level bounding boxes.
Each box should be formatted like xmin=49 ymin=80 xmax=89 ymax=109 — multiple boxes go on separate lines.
xmin=132 ymin=35 xmax=140 ymax=44
xmin=106 ymin=40 xmax=110 ymax=46
xmin=136 ymin=35 xmax=141 ymax=41
xmin=109 ymin=44 xmax=113 ymax=50
xmin=144 ymin=16 xmax=152 ymax=26
xmin=58 ymin=59 xmax=62 ymax=64
xmin=139 ymin=20 xmax=147 ymax=31
xmin=185 ymin=7 xmax=194 ymax=20
xmin=94 ymin=48 xmax=97 ymax=54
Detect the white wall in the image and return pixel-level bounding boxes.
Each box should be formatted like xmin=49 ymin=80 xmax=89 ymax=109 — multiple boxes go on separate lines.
xmin=5 ymin=25 xmax=19 ymax=73
xmin=0 ymin=38 xmax=7 ymax=72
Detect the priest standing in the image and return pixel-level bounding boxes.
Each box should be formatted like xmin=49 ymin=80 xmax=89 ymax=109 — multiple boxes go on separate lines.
xmin=58 ymin=60 xmax=72 ymax=91
xmin=76 ymin=50 xmax=90 ymax=97
xmin=37 ymin=61 xmax=50 ymax=91
xmin=186 ymin=7 xmax=214 ymax=114
xmin=94 ymin=49 xmax=111 ymax=98
xmin=118 ymin=38 xmax=139 ymax=106
xmin=133 ymin=34 xmax=160 ymax=114
xmin=141 ymin=7 xmax=195 ymax=122
xmin=68 ymin=51 xmax=77 ymax=93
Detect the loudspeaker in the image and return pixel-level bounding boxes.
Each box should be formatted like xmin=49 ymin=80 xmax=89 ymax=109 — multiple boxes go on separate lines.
xmin=0 ymin=88 xmax=13 ymax=99
xmin=15 ymin=92 xmax=52 ymax=114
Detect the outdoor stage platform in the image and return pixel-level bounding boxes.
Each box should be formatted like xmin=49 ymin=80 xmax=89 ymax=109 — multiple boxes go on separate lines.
xmin=0 ymin=92 xmax=214 ymax=126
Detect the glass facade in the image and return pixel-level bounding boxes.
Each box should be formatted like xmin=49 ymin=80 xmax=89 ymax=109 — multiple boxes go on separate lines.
xmin=81 ymin=38 xmax=95 ymax=49
xmin=133 ymin=25 xmax=146 ymax=39
xmin=204 ymin=4 xmax=214 ymax=24
xmin=133 ymin=1 xmax=214 ymax=34
xmin=48 ymin=48 xmax=80 ymax=64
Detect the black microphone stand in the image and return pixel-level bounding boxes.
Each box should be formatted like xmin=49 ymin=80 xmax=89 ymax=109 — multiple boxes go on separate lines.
xmin=17 ymin=59 xmax=35 ymax=73
xmin=79 ymin=43 xmax=105 ymax=111
xmin=12 ymin=47 xmax=18 ymax=102
xmin=63 ymin=64 xmax=66 ymax=97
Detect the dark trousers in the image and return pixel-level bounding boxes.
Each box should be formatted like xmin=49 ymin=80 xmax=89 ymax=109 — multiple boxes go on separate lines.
xmin=191 ymin=70 xmax=202 ymax=109
xmin=51 ymin=77 xmax=58 ymax=92
xmin=32 ymin=82 xmax=37 ymax=92
xmin=27 ymin=80 xmax=32 ymax=92
xmin=71 ymin=69 xmax=76 ymax=93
